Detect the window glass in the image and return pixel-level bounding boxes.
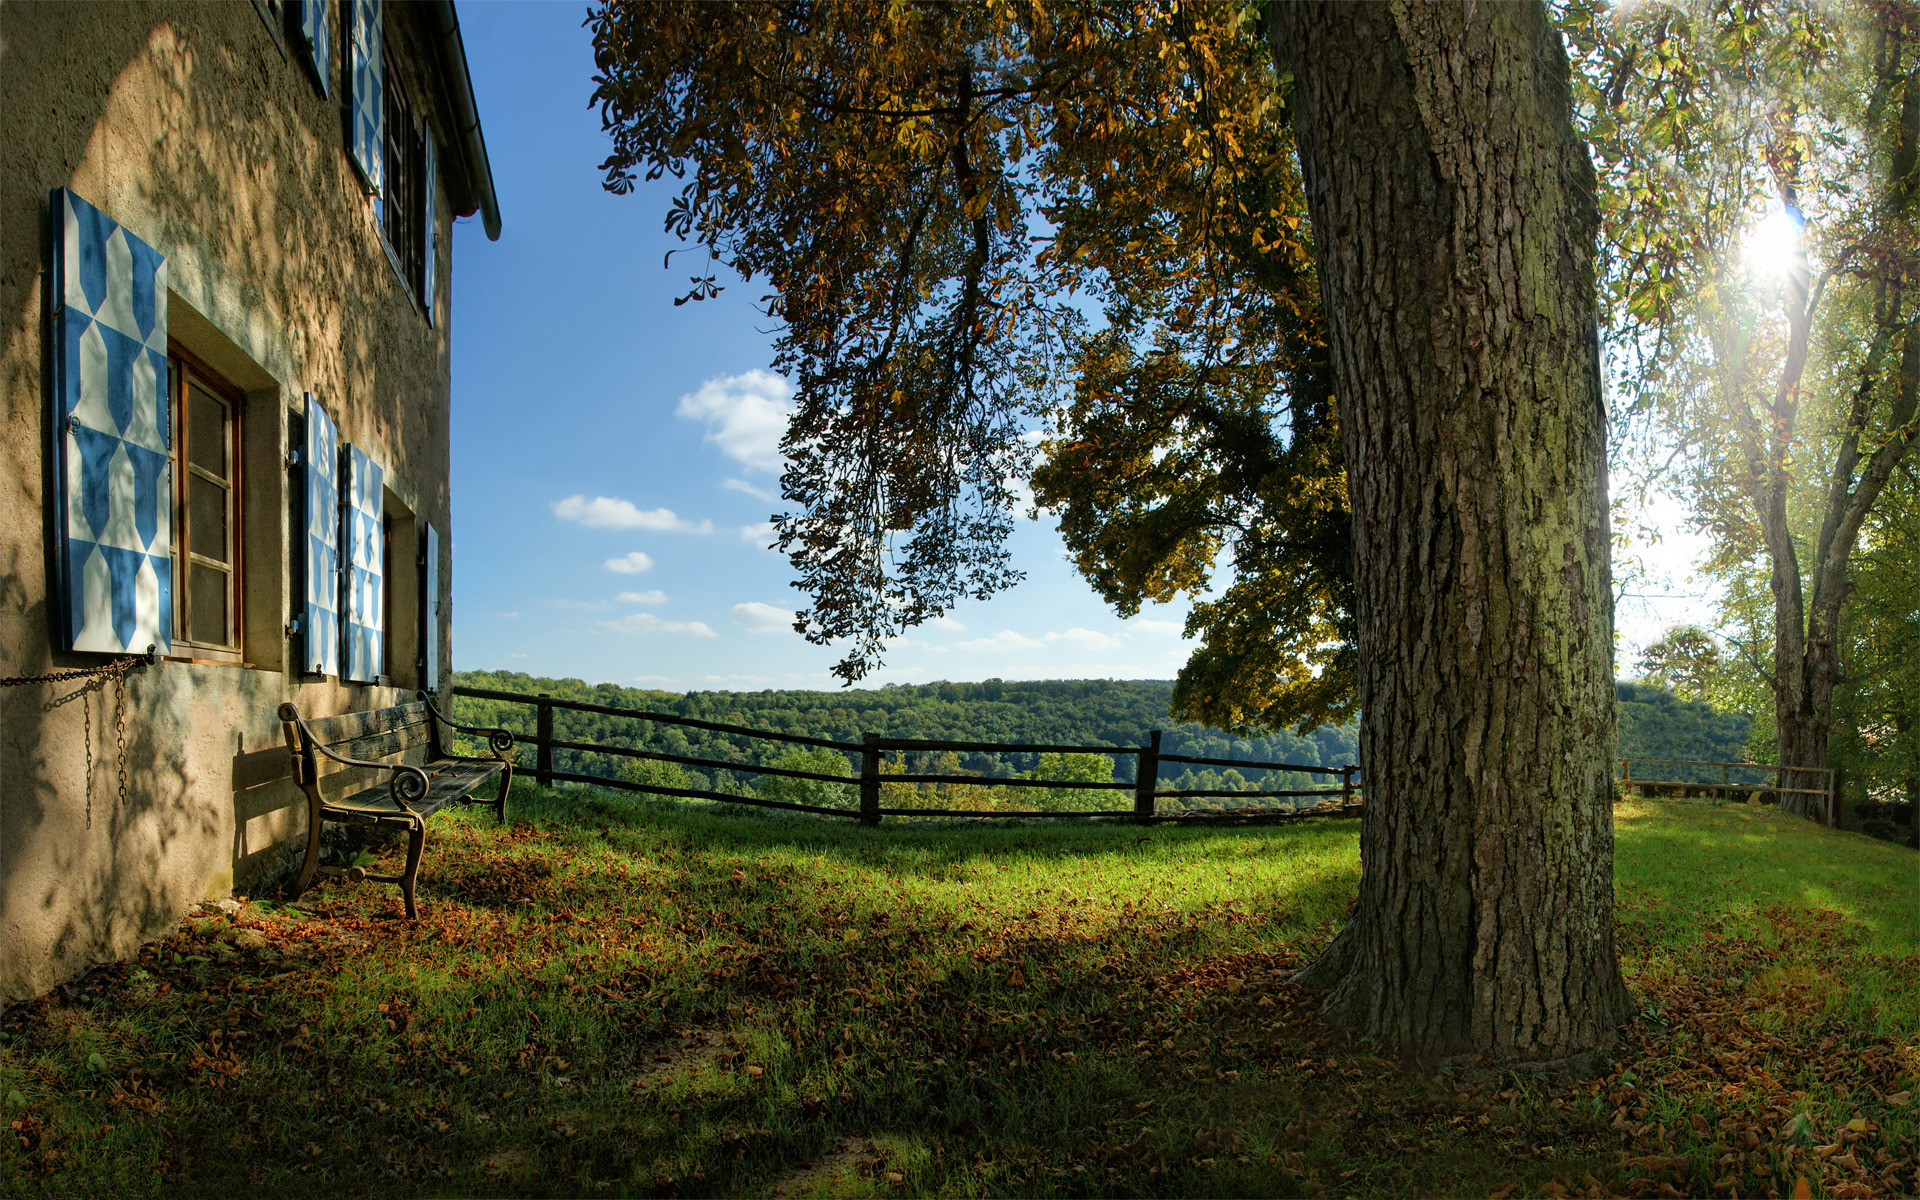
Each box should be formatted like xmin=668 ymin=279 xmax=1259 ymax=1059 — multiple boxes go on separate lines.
xmin=169 ymin=350 xmax=243 ymax=654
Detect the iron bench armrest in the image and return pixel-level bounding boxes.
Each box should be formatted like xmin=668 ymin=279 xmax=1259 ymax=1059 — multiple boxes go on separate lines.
xmin=277 ymin=702 xmax=432 ymax=806
xmin=418 ymin=691 xmax=516 ymax=759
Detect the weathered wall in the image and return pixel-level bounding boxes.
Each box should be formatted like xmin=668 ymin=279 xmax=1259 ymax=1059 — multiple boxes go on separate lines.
xmin=0 ymin=1 xmax=461 ymax=1003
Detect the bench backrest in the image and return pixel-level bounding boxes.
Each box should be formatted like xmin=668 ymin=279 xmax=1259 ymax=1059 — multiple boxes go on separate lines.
xmin=282 ymin=702 xmax=440 ymax=796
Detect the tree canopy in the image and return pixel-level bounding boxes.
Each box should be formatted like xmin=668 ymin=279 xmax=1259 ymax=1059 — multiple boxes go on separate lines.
xmin=589 ymin=0 xmax=1353 ymax=733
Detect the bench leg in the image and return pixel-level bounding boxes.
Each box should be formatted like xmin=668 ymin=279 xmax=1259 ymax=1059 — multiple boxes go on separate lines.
xmin=495 ymin=762 xmax=513 ymax=824
xmin=399 ymin=816 xmax=426 ymax=920
xmin=292 ymin=798 xmax=324 ymax=901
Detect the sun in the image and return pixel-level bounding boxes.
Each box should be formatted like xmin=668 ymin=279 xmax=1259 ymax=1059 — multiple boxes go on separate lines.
xmin=1744 ymin=203 xmax=1807 ymax=280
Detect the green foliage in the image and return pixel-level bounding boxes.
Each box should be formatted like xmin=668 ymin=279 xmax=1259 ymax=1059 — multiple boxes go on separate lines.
xmin=1635 ymin=625 xmax=1723 ymax=701
xmin=617 ymin=754 xmax=692 ymax=793
xmin=1616 ymin=681 xmax=1756 ymax=783
xmin=755 ymin=747 xmax=858 ymax=811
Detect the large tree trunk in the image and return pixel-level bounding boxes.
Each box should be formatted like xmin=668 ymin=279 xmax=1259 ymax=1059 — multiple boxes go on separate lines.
xmin=1270 ymin=1 xmax=1632 ymax=1065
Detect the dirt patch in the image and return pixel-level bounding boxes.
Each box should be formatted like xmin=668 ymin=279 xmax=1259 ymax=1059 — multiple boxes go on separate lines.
xmin=631 ymin=1026 xmax=736 ymax=1091
xmin=766 ymin=1138 xmax=893 ymax=1197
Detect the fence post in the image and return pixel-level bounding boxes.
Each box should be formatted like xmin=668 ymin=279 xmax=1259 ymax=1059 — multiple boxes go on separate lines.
xmin=1341 ymin=765 xmax=1355 ymax=808
xmin=860 ymin=733 xmax=881 ymax=827
xmin=536 ymin=693 xmax=554 ymax=788
xmin=1133 ymin=731 xmax=1160 ymax=824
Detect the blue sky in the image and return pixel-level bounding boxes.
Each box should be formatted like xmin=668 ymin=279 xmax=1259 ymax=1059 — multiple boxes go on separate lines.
xmin=445 ymin=2 xmax=1710 ymax=693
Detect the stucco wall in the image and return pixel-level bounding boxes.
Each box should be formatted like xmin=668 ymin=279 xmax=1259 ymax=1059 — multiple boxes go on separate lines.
xmin=1 ymin=1 xmax=463 ymax=1003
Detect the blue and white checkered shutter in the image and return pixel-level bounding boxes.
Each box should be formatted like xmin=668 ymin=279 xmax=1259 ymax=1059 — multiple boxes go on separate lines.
xmin=50 ymin=189 xmax=172 ymax=656
xmin=343 ymin=445 xmax=384 ymax=682
xmin=421 ymin=521 xmax=440 ymax=693
xmin=301 ymin=393 xmax=341 ymax=676
xmin=347 ymin=0 xmax=383 ymax=193
xmin=422 ymin=132 xmax=437 ymax=323
xmin=297 ymin=0 xmax=331 ymax=99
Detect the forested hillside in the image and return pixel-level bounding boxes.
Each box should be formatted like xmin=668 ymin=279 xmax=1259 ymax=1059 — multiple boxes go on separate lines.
xmin=447 ymin=671 xmax=1358 ymax=796
xmin=446 ymin=671 xmax=1753 ymax=795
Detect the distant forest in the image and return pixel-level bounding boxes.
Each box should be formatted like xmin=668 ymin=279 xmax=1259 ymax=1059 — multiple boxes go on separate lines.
xmin=446 ymin=670 xmax=1753 ymax=799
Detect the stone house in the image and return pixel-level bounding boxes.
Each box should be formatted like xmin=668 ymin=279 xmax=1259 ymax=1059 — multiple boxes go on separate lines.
xmin=0 ymin=0 xmax=501 ymax=1003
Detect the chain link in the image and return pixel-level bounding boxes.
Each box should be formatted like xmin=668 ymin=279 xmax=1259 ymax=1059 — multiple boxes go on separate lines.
xmin=2 ymin=649 xmax=154 ymax=828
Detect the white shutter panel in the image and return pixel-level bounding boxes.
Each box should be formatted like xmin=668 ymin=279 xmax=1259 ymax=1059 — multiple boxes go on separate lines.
xmin=343 ymin=445 xmax=385 ymax=682
xmin=297 ymin=0 xmax=331 ymax=98
xmin=50 ymin=189 xmax=171 ymax=655
xmin=420 ymin=521 xmax=440 ymax=693
xmin=422 ymin=132 xmax=437 ymax=323
xmin=301 ymin=393 xmax=341 ymax=676
xmin=347 ymin=0 xmax=383 ymax=193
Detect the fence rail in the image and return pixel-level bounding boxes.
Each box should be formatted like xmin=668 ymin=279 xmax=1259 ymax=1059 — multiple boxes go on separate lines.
xmin=449 ymin=686 xmax=1361 ymax=826
xmin=1618 ymin=756 xmax=1835 ymax=815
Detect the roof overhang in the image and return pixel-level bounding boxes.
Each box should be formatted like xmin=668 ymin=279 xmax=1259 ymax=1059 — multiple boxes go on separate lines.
xmin=423 ymin=0 xmax=501 ymax=241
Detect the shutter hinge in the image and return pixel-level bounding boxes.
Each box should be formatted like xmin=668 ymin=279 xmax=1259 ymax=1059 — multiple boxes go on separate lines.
xmin=286 ymin=616 xmax=303 ymax=637
xmin=286 ymin=447 xmax=302 ymax=468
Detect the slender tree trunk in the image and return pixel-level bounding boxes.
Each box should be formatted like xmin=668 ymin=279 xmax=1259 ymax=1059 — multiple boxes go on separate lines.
xmin=1269 ymin=1 xmax=1632 ymax=1066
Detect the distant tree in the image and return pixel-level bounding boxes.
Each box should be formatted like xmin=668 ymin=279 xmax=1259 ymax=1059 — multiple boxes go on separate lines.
xmin=1022 ymin=751 xmax=1127 ymax=812
xmin=755 ymin=747 xmax=858 ymax=810
xmin=619 ymin=755 xmax=693 ymax=794
xmin=1636 ymin=626 xmax=1723 ymax=701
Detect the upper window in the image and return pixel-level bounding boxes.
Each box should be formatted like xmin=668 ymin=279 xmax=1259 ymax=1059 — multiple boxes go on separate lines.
xmin=169 ymin=348 xmax=245 ymax=659
xmin=378 ymin=49 xmax=428 ymax=301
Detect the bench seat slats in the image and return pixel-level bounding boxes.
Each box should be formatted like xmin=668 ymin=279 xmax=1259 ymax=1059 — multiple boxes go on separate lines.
xmin=322 ymin=760 xmax=505 ymax=820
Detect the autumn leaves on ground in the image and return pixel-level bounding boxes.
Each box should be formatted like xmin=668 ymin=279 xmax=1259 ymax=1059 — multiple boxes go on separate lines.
xmin=3 ymin=790 xmax=1915 ymax=1199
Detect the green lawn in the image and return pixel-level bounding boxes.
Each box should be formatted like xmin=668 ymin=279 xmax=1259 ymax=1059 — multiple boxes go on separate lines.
xmin=3 ymin=787 xmax=1915 ymax=1198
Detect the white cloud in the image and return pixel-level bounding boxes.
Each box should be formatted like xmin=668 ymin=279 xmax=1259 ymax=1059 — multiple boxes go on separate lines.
xmin=1129 ymin=619 xmax=1184 ymax=636
xmin=955 ymin=630 xmax=1046 ymax=653
xmin=723 ymin=477 xmax=777 ymax=502
xmin=604 ymin=551 xmax=655 ymax=574
xmin=617 ymin=590 xmax=667 ymax=606
xmin=733 ymin=602 xmax=795 ymax=635
xmin=676 ymin=370 xmax=795 ymax=472
xmin=625 ymin=674 xmax=681 ymax=688
xmin=952 ymin=627 xmax=1123 ymax=653
xmin=508 ymin=652 xmax=528 ymax=659
xmin=599 ymin=613 xmax=717 ymax=637
xmin=740 ymin=521 xmax=778 ymax=549
xmin=553 ymin=495 xmax=711 ymax=533
xmin=1046 ymin=628 xmax=1123 ymax=649
xmin=496 ymin=611 xmax=521 ymax=619
xmin=929 ymin=614 xmax=967 ymax=632
xmin=549 ymin=598 xmax=612 ymax=611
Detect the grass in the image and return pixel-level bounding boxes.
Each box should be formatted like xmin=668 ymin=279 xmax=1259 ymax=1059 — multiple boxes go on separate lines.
xmin=3 ymin=786 xmax=1915 ymax=1198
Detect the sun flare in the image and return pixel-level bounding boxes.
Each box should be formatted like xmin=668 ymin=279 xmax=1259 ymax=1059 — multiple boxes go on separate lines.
xmin=1744 ymin=204 xmax=1807 ymax=279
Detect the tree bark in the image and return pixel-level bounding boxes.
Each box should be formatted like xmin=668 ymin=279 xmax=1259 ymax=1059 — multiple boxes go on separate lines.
xmin=1270 ymin=1 xmax=1632 ymax=1065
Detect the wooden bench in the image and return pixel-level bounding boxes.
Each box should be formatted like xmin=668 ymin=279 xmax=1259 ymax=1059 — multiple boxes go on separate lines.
xmin=278 ymin=692 xmax=515 ymax=918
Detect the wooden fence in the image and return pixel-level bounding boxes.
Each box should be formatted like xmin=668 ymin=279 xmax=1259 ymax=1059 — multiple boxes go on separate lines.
xmin=450 ymin=686 xmax=1360 ymax=825
xmin=1618 ymin=757 xmax=1834 ymax=817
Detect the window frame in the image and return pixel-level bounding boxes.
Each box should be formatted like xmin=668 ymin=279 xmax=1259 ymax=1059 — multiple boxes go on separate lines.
xmin=376 ymin=43 xmax=428 ymax=309
xmin=166 ymin=343 xmax=247 ymax=663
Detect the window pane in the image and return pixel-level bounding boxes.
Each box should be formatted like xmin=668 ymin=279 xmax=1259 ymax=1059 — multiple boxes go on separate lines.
xmin=189 ymin=475 xmax=228 ymax=562
xmin=189 ymin=562 xmax=229 ymax=646
xmin=187 ymin=383 xmax=227 ymax=476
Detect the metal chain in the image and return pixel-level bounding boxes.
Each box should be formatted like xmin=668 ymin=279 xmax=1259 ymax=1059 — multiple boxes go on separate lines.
xmin=1 ymin=649 xmax=154 ymax=828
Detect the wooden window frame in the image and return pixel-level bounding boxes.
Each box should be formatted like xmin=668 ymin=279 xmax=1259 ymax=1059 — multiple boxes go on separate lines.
xmin=377 ymin=45 xmax=427 ymax=309
xmin=167 ymin=343 xmax=247 ymax=663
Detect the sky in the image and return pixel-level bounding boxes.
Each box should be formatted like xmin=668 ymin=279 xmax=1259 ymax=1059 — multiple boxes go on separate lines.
xmin=446 ymin=2 xmax=1716 ymax=695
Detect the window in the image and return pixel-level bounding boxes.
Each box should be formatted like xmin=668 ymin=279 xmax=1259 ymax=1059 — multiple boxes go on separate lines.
xmin=378 ymin=48 xmax=427 ymax=300
xmin=169 ymin=347 xmax=245 ymax=659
